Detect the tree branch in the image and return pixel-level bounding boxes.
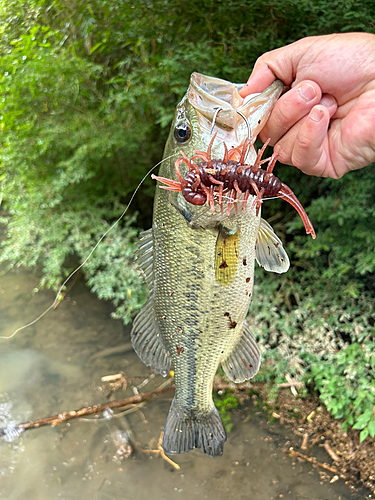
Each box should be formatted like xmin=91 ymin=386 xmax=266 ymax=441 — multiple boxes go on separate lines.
xmin=0 ymin=386 xmax=175 ymax=437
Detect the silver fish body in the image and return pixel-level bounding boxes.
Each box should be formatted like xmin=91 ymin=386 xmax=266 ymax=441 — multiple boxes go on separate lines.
xmin=131 ymin=73 xmax=288 ymax=457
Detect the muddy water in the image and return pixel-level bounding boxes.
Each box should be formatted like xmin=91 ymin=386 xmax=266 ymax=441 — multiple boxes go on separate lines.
xmin=0 ymin=268 xmax=371 ymax=500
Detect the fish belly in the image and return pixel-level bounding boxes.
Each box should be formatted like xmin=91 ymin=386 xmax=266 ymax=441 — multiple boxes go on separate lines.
xmin=153 ymin=194 xmax=260 ymax=456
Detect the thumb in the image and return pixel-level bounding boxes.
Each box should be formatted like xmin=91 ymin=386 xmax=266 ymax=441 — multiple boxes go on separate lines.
xmin=239 ymin=40 xmax=310 ymax=98
xmin=239 ymin=64 xmax=278 ymax=97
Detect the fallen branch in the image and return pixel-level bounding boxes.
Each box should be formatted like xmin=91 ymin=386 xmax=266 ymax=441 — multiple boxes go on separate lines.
xmin=323 ymin=442 xmax=340 ymax=462
xmin=0 ymin=386 xmax=175 ymax=437
xmin=277 ymin=381 xmax=304 ymax=388
xmin=301 ymin=432 xmax=309 ymax=450
xmin=305 ymin=432 xmax=324 ymax=455
xmin=284 ymin=374 xmax=299 ymax=396
xmin=284 ymin=448 xmax=346 ymax=478
xmin=145 ymin=431 xmax=180 ymax=470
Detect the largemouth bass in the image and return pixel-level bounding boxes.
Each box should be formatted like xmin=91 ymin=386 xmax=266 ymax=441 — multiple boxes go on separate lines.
xmin=131 ymin=73 xmax=311 ymax=457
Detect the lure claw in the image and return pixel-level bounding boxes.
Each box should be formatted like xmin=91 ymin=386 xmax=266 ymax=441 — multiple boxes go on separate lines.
xmin=278 ymin=183 xmax=316 ymax=239
xmin=151 ymin=174 xmax=182 ymax=192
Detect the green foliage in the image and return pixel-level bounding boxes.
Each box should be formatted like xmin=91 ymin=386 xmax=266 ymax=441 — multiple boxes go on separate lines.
xmin=82 ymin=215 xmax=148 ymax=324
xmin=0 ymin=203 xmax=147 ymax=322
xmin=308 ymin=343 xmax=375 ymax=441
xmin=249 ymin=165 xmax=375 ymax=439
xmin=0 ymin=0 xmax=374 ymax=440
xmin=213 ymin=390 xmax=239 ymax=433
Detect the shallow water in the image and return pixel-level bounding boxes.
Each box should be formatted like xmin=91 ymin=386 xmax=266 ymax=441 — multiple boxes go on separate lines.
xmin=0 ymin=268 xmax=371 ymax=500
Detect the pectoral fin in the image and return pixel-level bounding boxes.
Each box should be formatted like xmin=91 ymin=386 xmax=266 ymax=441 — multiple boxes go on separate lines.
xmin=131 ymin=297 xmax=171 ymax=376
xmin=221 ymin=321 xmax=261 ymax=383
xmin=256 ymin=219 xmax=290 ymax=274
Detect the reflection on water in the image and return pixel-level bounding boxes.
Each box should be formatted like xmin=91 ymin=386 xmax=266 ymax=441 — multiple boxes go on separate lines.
xmin=0 ymin=268 xmax=371 ymax=500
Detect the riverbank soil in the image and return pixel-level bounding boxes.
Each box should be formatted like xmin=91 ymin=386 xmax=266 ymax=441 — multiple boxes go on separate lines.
xmin=242 ymin=382 xmax=375 ymax=494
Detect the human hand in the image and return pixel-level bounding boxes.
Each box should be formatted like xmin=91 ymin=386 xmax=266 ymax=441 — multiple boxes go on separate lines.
xmin=239 ymin=33 xmax=375 ymax=178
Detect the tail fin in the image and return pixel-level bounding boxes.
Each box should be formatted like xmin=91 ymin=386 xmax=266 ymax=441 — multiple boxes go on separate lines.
xmin=162 ymin=398 xmax=226 ymax=457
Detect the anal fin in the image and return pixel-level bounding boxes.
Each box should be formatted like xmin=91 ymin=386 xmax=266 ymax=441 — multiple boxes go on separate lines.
xmin=131 ymin=297 xmax=171 ymax=376
xmin=221 ymin=321 xmax=261 ymax=383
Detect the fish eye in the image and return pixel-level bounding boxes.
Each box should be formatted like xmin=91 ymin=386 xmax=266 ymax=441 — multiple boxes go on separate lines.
xmin=174 ymin=121 xmax=192 ymax=143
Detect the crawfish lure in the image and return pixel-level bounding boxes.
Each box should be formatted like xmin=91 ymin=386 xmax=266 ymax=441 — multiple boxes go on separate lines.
xmin=152 ymin=135 xmax=316 ymax=239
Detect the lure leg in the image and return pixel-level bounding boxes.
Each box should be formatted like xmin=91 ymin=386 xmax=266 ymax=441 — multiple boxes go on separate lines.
xmin=200 ymin=182 xmax=211 ymax=208
xmin=264 ymin=145 xmax=281 ymax=182
xmin=222 ymin=143 xmax=229 ymax=164
xmin=242 ymin=191 xmax=250 ymax=213
xmin=252 ymin=139 xmax=271 ymax=172
xmin=208 ymin=175 xmax=224 ymax=214
xmin=193 ymin=133 xmax=218 ymax=167
xmin=208 ymin=184 xmax=216 ymax=211
xmin=226 ymin=189 xmax=236 ymax=215
xmin=249 ymin=188 xmax=265 ymax=216
xmin=233 ymin=180 xmax=242 ymax=213
xmin=175 ymin=158 xmax=188 ymax=185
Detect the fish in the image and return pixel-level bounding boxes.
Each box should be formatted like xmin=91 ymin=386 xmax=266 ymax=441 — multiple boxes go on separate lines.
xmin=131 ymin=73 xmax=312 ymax=457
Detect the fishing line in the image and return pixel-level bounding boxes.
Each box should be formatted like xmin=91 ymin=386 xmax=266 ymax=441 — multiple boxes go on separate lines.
xmin=0 ymin=154 xmax=175 ymax=341
xmin=262 ymin=196 xmax=281 ymax=202
xmin=217 ymin=194 xmax=280 ymax=204
xmin=215 ymin=193 xmax=280 ymax=214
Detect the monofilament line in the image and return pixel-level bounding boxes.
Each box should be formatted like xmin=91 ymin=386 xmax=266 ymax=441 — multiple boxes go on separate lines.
xmin=0 ymin=155 xmax=175 ymax=341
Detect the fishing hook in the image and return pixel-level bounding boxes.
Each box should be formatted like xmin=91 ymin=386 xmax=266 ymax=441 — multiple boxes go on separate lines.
xmin=236 ymin=109 xmax=252 ymax=161
xmin=210 ymin=107 xmax=223 ymax=135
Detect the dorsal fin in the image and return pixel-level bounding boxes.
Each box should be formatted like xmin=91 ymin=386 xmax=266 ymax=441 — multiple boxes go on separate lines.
xmin=135 ymin=228 xmax=154 ymax=290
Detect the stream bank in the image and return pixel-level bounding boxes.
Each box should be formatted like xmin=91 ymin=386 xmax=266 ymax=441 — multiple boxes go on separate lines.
xmin=0 ymin=267 xmax=372 ymax=499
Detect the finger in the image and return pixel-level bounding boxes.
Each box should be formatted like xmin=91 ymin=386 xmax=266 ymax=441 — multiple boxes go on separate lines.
xmin=273 ymin=93 xmax=337 ymax=171
xmin=278 ymin=94 xmax=337 ymax=177
xmin=319 ymin=93 xmax=338 ymax=116
xmin=287 ymin=105 xmax=333 ymax=177
xmin=258 ymin=80 xmax=322 ymax=145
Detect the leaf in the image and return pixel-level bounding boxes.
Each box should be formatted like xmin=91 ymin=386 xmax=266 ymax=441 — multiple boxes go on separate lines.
xmin=360 ymin=428 xmax=369 ymax=442
xmin=368 ymin=417 xmax=375 ymax=438
xmin=89 ymin=42 xmax=103 ymax=54
xmin=353 ymin=410 xmax=372 ymax=430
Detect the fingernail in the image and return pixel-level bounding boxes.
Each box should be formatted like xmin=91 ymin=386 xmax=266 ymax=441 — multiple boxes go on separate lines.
xmin=275 ymin=145 xmax=285 ymax=163
xmin=310 ymin=106 xmax=323 ymax=122
xmin=320 ymin=94 xmax=336 ymax=109
xmin=299 ymin=83 xmax=317 ymax=102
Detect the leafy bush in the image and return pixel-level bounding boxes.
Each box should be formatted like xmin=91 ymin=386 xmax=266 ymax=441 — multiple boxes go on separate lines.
xmin=308 ymin=343 xmax=375 ymax=442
